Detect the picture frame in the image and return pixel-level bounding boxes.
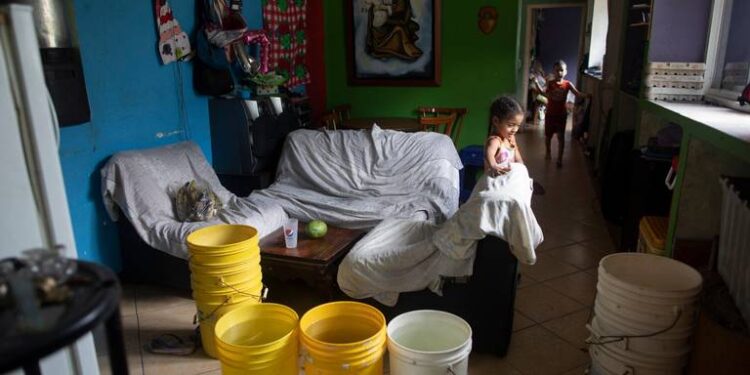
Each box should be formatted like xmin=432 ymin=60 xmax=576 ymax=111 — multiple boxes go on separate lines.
xmin=345 ymin=0 xmax=441 ymax=86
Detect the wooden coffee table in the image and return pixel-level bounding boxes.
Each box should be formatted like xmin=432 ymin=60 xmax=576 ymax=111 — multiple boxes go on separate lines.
xmin=259 ymin=224 xmax=366 ymax=299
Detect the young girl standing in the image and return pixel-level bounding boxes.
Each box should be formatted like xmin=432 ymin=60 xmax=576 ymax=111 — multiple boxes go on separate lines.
xmin=485 ymin=96 xmax=525 ymax=177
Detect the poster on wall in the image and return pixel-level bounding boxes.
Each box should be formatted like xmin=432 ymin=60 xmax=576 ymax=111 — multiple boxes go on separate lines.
xmin=346 ymin=0 xmax=441 ymax=86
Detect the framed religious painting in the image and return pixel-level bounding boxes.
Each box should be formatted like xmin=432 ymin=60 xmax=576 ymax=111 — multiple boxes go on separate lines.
xmin=345 ymin=0 xmax=441 ymax=86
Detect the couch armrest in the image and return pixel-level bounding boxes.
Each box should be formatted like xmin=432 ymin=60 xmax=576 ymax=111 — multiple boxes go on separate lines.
xmin=361 ymin=235 xmax=518 ymax=357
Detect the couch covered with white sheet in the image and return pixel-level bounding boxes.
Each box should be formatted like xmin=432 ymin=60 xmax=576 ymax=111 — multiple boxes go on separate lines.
xmin=101 ymin=126 xmax=536 ymax=356
xmin=100 ymin=126 xmax=462 ymax=286
xmin=251 ymin=125 xmax=462 ymax=228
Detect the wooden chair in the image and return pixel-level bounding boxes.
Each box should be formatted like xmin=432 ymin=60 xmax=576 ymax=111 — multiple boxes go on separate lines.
xmin=417 ymin=107 xmax=467 ymax=144
xmin=319 ymin=111 xmax=339 ymax=130
xmin=418 ymin=112 xmax=457 ymax=138
xmin=332 ymin=104 xmax=352 ymax=123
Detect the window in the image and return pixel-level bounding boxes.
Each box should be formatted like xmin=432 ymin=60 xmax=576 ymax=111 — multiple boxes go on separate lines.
xmin=705 ymin=0 xmax=750 ymax=113
xmin=586 ymin=0 xmax=608 ymax=77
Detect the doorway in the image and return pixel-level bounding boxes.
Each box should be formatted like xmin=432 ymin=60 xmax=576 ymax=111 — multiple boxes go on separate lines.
xmin=521 ymin=3 xmax=587 ymax=115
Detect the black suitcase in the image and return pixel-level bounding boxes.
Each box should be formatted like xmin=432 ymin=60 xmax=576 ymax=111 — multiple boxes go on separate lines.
xmin=600 ymin=130 xmax=635 ymax=224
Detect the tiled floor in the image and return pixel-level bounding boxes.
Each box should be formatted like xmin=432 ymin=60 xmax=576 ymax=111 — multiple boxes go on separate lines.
xmin=112 ymin=124 xmax=619 ymax=374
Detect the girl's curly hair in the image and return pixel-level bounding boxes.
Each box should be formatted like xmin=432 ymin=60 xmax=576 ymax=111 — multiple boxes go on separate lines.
xmin=488 ymin=95 xmax=524 ymax=147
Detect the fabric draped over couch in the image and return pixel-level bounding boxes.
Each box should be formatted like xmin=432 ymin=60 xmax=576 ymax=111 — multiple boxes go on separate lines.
xmin=101 ymin=142 xmax=289 ymax=259
xmin=252 ymin=125 xmax=462 ymax=229
xmin=101 ymin=126 xmax=462 ymax=259
xmin=337 ymin=164 xmax=543 ymax=306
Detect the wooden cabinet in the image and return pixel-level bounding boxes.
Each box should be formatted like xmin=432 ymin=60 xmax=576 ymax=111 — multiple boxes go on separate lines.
xmin=620 ymin=0 xmax=653 ymax=96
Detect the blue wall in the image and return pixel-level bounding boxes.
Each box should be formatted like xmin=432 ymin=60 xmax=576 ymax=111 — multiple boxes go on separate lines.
xmin=61 ymin=0 xmax=262 ymax=269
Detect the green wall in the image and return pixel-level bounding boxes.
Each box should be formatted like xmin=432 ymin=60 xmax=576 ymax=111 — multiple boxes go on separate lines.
xmin=325 ymin=1 xmax=522 ymax=148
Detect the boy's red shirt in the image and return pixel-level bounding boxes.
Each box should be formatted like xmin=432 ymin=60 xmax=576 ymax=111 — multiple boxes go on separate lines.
xmin=546 ymin=79 xmax=572 ymax=118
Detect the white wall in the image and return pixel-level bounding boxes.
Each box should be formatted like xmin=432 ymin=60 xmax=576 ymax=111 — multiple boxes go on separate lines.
xmin=588 ymin=0 xmax=608 ymax=69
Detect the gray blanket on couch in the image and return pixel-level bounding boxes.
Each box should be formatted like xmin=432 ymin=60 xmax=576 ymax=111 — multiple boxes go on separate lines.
xmin=252 ymin=125 xmax=462 ymax=229
xmin=101 ymin=127 xmax=460 ymax=259
xmin=101 ymin=142 xmax=289 ymax=259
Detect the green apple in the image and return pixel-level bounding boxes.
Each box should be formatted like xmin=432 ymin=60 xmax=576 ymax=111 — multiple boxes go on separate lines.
xmin=307 ymin=220 xmax=328 ymax=238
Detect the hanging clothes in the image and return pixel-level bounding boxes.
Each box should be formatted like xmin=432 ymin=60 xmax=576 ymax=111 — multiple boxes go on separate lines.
xmin=263 ymin=0 xmax=310 ymax=88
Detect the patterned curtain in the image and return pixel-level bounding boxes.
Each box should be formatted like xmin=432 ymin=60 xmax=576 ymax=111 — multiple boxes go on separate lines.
xmin=262 ymin=0 xmax=310 ymax=88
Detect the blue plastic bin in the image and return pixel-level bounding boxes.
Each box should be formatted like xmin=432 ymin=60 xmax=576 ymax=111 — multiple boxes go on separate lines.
xmin=459 ymin=145 xmax=484 ymax=203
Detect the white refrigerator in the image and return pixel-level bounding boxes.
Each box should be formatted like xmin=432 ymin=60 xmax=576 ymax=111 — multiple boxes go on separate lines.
xmin=0 ymin=4 xmax=99 ymax=375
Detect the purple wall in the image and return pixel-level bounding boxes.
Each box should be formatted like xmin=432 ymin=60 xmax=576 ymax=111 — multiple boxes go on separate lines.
xmin=536 ymin=7 xmax=583 ymax=86
xmin=725 ymin=0 xmax=750 ymax=63
xmin=649 ymin=0 xmax=712 ymax=62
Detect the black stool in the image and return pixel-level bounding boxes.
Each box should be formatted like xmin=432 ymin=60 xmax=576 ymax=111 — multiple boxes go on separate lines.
xmin=0 ymin=260 xmax=128 ymax=375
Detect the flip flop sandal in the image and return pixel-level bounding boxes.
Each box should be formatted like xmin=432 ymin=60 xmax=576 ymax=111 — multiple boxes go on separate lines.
xmin=144 ymin=333 xmax=196 ymax=356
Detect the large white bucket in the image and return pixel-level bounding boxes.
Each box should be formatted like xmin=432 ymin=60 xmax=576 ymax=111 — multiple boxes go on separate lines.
xmin=597 ymin=253 xmax=702 ymax=298
xmin=589 ymin=253 xmax=703 ymax=374
xmin=588 ymin=316 xmax=692 ymax=357
xmin=595 ymin=283 xmax=698 ymax=331
xmin=590 ymin=344 xmax=683 ymax=375
xmin=387 ymin=310 xmax=472 ymax=375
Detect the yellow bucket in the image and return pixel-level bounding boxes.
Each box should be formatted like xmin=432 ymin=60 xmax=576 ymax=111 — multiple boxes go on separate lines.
xmin=196 ymin=297 xmax=262 ymax=358
xmin=186 ymin=224 xmax=259 ymax=254
xmin=214 ymin=303 xmax=300 ymax=375
xmin=191 ymin=261 xmax=261 ymax=282
xmin=192 ymin=282 xmax=264 ymax=305
xmin=191 ymin=273 xmax=263 ymax=295
xmin=300 ymin=301 xmax=386 ymax=375
xmin=191 ymin=263 xmax=263 ymax=289
xmin=189 ymin=249 xmax=260 ymax=267
xmin=186 ymin=224 xmax=265 ymax=358
xmin=638 ymin=216 xmax=669 ymax=257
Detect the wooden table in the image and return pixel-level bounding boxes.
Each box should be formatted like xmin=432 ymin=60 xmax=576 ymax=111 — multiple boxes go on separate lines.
xmin=259 ymin=224 xmax=366 ymax=299
xmin=342 ymin=117 xmax=421 ymax=132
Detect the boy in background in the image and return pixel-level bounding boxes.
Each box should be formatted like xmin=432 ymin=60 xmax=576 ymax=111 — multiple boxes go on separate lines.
xmin=543 ymin=60 xmax=589 ymax=168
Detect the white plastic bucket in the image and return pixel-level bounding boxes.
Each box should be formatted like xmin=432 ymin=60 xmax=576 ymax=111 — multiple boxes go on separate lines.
xmin=597 ymin=253 xmax=702 ymax=299
xmin=589 ymin=253 xmax=702 ymax=374
xmin=387 ymin=310 xmax=472 ymax=375
xmin=597 ymin=271 xmax=699 ymax=307
xmin=595 ymin=283 xmax=698 ymax=331
xmin=590 ymin=344 xmax=684 ymax=375
xmin=588 ymin=316 xmax=692 ymax=357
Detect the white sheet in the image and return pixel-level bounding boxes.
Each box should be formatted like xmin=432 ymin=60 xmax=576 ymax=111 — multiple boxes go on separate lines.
xmin=337 ymin=163 xmax=543 ymax=306
xmin=101 ymin=141 xmax=289 ymax=259
xmin=253 ymin=125 xmax=462 ymax=229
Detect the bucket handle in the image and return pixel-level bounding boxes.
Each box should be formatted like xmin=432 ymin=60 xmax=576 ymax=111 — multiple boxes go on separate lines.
xmin=665 ymin=167 xmax=677 ymax=190
xmin=404 ymin=360 xmax=458 ymax=374
xmin=193 ymin=284 xmax=268 ymax=324
xmin=399 ymin=346 xmax=470 ymax=373
xmin=585 ymin=306 xmax=682 ymax=346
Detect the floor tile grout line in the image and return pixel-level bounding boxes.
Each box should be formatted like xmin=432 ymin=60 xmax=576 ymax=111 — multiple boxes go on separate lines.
xmin=534 ymin=323 xmax=593 ymax=368
xmin=538 ymin=305 xmax=594 ymax=325
xmin=134 ymin=285 xmax=146 ymax=375
xmin=514 ymin=308 xmax=535 ymax=322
